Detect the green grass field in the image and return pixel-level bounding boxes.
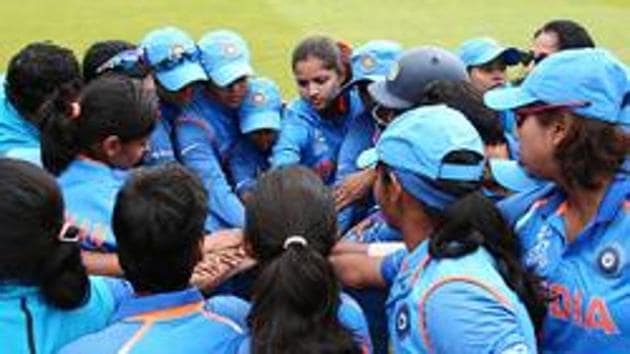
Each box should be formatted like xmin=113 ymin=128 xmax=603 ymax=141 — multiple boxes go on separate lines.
xmin=1 ymin=0 xmax=628 ymax=95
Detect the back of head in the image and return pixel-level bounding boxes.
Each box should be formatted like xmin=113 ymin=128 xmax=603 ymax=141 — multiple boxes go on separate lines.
xmin=82 ymin=40 xmax=136 ymax=82
xmin=113 ymin=163 xmax=208 ymax=293
xmin=535 ymin=19 xmax=595 ymax=50
xmin=0 ymin=158 xmax=88 ymax=309
xmin=5 ymin=42 xmax=82 ymax=124
xmin=422 ymin=80 xmax=505 ymax=145
xmin=40 ymin=75 xmax=157 ymax=175
xmin=245 ymin=166 xmax=360 ymax=354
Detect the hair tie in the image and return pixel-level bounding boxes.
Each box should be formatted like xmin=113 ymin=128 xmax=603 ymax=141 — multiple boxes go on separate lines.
xmin=283 ymin=235 xmax=308 ymax=250
xmin=69 ymin=102 xmax=81 ymax=120
xmin=57 ymin=223 xmax=79 ymax=243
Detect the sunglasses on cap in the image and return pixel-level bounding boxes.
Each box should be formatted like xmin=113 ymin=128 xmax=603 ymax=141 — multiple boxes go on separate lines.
xmin=147 ymin=44 xmax=200 ymax=73
xmin=514 ymin=101 xmax=591 ymax=127
xmin=520 ymin=51 xmax=549 ymax=66
xmin=95 ymin=49 xmax=149 ymax=78
xmin=371 ymin=103 xmax=404 ymax=128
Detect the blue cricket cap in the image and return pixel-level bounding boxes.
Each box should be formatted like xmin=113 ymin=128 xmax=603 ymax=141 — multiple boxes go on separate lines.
xmin=239 ymin=77 xmax=282 ymax=134
xmin=198 ymin=30 xmax=254 ymax=87
xmin=342 ymin=40 xmax=403 ymax=91
xmin=485 ymin=48 xmax=630 ymax=125
xmin=140 ymin=27 xmax=207 ymax=92
xmin=357 ymin=105 xmax=485 ymax=210
xmin=488 ymin=159 xmax=544 ymax=193
xmin=457 ymin=37 xmax=523 ymax=68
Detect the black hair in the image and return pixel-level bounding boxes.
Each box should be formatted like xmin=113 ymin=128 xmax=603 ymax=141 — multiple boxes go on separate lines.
xmin=82 ymin=40 xmax=136 ymax=82
xmin=40 ymin=75 xmax=157 ymax=175
xmin=421 ymin=80 xmax=505 ymax=145
xmin=5 ymin=42 xmax=82 ymax=126
xmin=536 ymin=111 xmax=628 ymax=189
xmin=0 ymin=158 xmax=88 ymax=309
xmin=113 ymin=163 xmax=208 ymax=293
xmin=534 ymin=19 xmax=595 ymax=50
xmin=432 ymin=152 xmax=546 ymax=330
xmin=292 ymin=35 xmax=345 ymax=76
xmin=380 ymin=150 xmax=547 ymax=330
xmin=245 ymin=166 xmax=361 ymax=354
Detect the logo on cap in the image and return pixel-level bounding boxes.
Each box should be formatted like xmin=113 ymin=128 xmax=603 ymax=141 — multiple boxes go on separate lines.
xmin=222 ymin=42 xmax=240 ymax=58
xmin=387 ymin=62 xmax=400 ymax=81
xmin=171 ymin=44 xmax=185 ymax=60
xmin=361 ymin=55 xmax=376 ymax=72
xmin=252 ymin=92 xmax=266 ymax=106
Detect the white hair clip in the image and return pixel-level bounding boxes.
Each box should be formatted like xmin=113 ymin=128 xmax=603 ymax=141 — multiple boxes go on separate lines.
xmin=283 ymin=235 xmax=308 ymax=250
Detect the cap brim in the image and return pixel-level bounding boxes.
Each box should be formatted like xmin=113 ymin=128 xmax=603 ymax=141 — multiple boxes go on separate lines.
xmin=489 ymin=159 xmax=543 ymax=192
xmin=471 ymin=47 xmax=523 ymax=67
xmin=356 ymin=148 xmax=379 ymax=169
xmin=484 ymin=86 xmax=538 ymax=111
xmin=368 ymin=80 xmax=414 ymax=109
xmin=210 ymin=61 xmax=254 ymax=87
xmin=241 ymin=111 xmax=281 ymax=134
xmin=155 ymin=60 xmax=207 ymax=91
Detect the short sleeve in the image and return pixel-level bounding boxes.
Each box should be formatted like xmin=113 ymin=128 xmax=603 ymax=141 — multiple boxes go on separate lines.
xmin=423 ymin=280 xmax=534 ymax=354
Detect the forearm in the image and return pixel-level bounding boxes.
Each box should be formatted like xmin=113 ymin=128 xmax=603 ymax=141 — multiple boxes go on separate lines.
xmin=81 ymin=250 xmax=123 ymax=277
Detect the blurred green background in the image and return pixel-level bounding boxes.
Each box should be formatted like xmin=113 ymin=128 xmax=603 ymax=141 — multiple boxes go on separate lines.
xmin=1 ymin=0 xmax=628 ymax=95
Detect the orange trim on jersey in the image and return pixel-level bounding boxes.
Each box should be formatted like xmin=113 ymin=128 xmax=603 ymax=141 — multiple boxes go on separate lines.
xmin=555 ymin=201 xmax=568 ymax=216
xmin=201 ymin=309 xmax=244 ymax=334
xmin=128 ymin=301 xmax=204 ymax=322
xmin=409 ymin=255 xmax=431 ymax=286
xmin=118 ymin=321 xmax=153 ymax=354
xmin=417 ymin=276 xmax=513 ymax=353
xmin=530 ymin=198 xmax=549 ymax=211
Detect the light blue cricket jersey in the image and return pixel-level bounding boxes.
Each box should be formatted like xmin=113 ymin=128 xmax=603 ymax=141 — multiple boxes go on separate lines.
xmin=512 ymin=160 xmax=630 ymax=353
xmin=58 ymin=158 xmax=129 ymax=251
xmin=382 ymin=241 xmax=537 ymax=354
xmin=59 ymin=287 xmax=244 ymax=354
xmin=271 ymin=92 xmax=363 ymax=185
xmin=0 ymin=276 xmax=124 ymax=354
xmin=0 ymin=86 xmax=40 ymax=156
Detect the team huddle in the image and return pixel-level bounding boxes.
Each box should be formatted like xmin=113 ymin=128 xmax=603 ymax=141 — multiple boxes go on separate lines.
xmin=0 ymin=17 xmax=628 ymax=354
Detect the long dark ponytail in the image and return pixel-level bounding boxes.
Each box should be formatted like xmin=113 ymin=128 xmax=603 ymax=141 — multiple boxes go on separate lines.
xmin=427 ymin=152 xmax=547 ymax=330
xmin=245 ymin=166 xmax=361 ymax=354
xmin=0 ymin=158 xmax=88 ymax=309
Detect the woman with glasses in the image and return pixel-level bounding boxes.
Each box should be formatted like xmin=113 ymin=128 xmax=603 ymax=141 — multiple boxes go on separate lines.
xmin=485 ymin=48 xmax=629 ymax=353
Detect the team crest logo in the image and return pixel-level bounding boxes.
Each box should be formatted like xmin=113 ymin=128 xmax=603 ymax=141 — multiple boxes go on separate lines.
xmin=387 ymin=62 xmax=400 ymax=81
xmin=223 ymin=42 xmax=239 ymax=58
xmin=361 ymin=55 xmax=376 ymax=72
xmin=170 ymin=44 xmax=185 ymax=60
xmin=395 ymin=304 xmax=410 ymax=338
xmin=598 ymin=245 xmax=622 ymax=277
xmin=252 ymin=92 xmax=266 ymax=106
